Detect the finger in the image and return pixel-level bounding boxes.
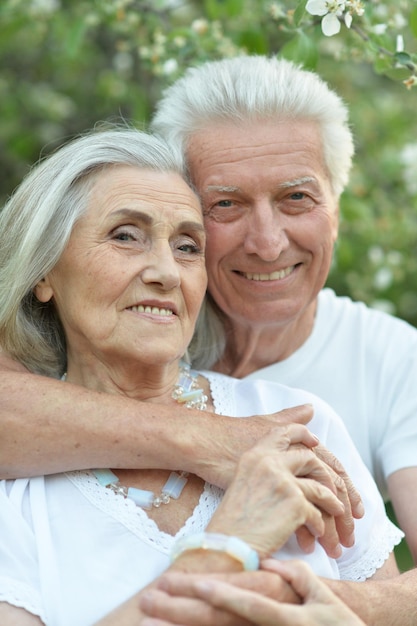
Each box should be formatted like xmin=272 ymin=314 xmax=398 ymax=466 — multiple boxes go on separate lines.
xmin=285 ymin=422 xmax=320 ymax=449
xmin=331 ymin=474 xmax=356 ymax=548
xmin=295 ymin=524 xmax=318 ymax=554
xmin=308 ymin=460 xmax=355 ymax=548
xmin=159 ymin=569 xmax=298 ymax=604
xmin=314 ymin=444 xmax=364 ymax=519
xmin=190 ymin=579 xmax=301 ymax=626
xmin=138 ymin=617 xmax=180 ymax=626
xmin=296 ymin=478 xmax=347 ymax=557
xmin=291 ymin=449 xmax=355 ymax=547
xmin=298 ymin=449 xmax=357 ymax=548
xmin=139 ymin=588 xmax=251 ymax=626
xmin=271 ymin=403 xmax=314 ymax=427
xmin=261 ymin=559 xmax=334 ymax=601
xmin=315 ymin=513 xmax=343 ymax=558
xmin=296 ymin=476 xmax=344 ymax=517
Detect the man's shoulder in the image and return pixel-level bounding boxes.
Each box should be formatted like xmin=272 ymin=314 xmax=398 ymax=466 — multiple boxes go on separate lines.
xmin=319 ymin=288 xmax=416 ymax=335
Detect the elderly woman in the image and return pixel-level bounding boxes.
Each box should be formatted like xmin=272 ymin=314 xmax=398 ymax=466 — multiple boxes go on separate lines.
xmin=0 ymin=128 xmax=401 ymax=625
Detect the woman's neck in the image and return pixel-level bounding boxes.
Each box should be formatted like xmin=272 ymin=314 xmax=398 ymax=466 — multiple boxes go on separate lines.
xmin=64 ymin=359 xmax=182 ymax=405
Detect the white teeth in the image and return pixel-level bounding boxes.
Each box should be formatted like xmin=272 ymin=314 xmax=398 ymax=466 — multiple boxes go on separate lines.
xmin=244 ymin=267 xmax=294 ymax=281
xmin=129 ymin=305 xmax=173 ymax=316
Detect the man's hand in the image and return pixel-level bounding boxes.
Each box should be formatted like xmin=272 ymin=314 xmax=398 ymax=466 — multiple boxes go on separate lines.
xmin=138 ymin=567 xmax=297 ymax=626
xmin=138 ymin=561 xmax=366 ymax=626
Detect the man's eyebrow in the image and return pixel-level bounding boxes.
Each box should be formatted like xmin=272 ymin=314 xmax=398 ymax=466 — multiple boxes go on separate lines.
xmin=279 ymin=176 xmax=316 ymax=188
xmin=205 ymin=185 xmax=241 ymax=193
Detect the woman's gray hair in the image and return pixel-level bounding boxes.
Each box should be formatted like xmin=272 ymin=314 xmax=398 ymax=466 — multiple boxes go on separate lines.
xmin=152 ymin=55 xmax=355 ymax=370
xmin=0 ymin=126 xmax=185 ymax=377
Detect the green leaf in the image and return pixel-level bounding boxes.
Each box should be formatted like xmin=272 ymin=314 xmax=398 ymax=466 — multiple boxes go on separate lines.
xmin=410 ymin=5 xmax=417 ymax=38
xmin=394 ymin=51 xmax=413 ymax=67
xmin=203 ymin=0 xmax=245 ymax=19
xmin=279 ymin=32 xmax=319 ymax=69
xmin=294 ymin=0 xmax=308 ymax=27
xmin=65 ymin=17 xmax=89 ymax=58
xmin=373 ymin=55 xmax=394 ymax=75
xmin=236 ymin=29 xmax=268 ymax=54
xmin=381 ymin=66 xmax=411 ymax=82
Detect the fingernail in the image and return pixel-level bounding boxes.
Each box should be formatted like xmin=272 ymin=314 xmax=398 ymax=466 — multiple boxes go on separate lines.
xmin=355 ymin=502 xmax=365 ymax=518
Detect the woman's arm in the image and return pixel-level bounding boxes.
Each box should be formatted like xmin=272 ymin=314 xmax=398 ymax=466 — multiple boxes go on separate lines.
xmin=0 ymin=603 xmax=44 ymax=626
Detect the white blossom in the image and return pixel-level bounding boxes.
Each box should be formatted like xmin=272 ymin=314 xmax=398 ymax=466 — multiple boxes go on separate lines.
xmin=396 ymin=35 xmax=404 ymax=53
xmin=162 ymin=58 xmax=178 ymax=75
xmin=306 ymin=0 xmax=364 ymax=37
xmin=400 ymin=143 xmax=417 ymax=194
xmin=191 ymin=19 xmax=209 ymax=35
xmin=373 ymin=267 xmax=393 ymax=290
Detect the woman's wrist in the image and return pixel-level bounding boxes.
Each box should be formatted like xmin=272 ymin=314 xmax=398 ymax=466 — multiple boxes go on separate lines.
xmin=171 ymin=532 xmax=259 ymax=573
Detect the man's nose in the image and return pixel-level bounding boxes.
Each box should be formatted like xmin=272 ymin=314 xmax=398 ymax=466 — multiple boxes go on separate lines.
xmin=243 ymin=202 xmax=289 ymax=261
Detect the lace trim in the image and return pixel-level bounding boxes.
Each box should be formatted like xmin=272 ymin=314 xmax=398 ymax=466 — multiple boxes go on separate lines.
xmin=66 ymin=374 xmax=229 ymax=555
xmin=0 ymin=577 xmax=46 ymax=623
xmin=66 ymin=471 xmax=223 ymax=555
xmin=203 ymin=371 xmax=235 ymax=416
xmin=338 ymin=516 xmax=404 ymax=581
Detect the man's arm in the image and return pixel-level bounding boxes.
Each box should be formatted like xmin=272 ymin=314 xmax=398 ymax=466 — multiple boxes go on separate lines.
xmin=0 ymin=353 xmax=315 ymax=484
xmin=388 ymin=467 xmax=417 ymax=564
xmin=326 ymin=567 xmax=417 ymax=626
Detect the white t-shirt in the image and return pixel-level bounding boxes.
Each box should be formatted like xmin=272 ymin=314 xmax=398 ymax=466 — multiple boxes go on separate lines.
xmin=245 ymin=288 xmax=417 ymax=499
xmin=0 ymin=373 xmax=402 ymax=626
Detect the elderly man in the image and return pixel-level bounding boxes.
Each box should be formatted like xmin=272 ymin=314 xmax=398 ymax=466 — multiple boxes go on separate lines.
xmin=0 ymin=56 xmax=416 ymax=624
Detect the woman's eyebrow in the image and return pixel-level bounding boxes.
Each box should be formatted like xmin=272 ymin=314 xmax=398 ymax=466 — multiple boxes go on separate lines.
xmin=111 ymin=208 xmax=153 ymax=224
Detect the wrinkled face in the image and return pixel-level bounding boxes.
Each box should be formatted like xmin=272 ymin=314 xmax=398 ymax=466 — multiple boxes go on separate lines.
xmin=35 ymin=166 xmax=207 ymax=372
xmin=187 ymin=119 xmax=339 ymax=331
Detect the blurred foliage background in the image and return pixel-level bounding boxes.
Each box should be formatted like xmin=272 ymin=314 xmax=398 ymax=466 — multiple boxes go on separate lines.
xmin=1 ymin=0 xmax=416 ymax=569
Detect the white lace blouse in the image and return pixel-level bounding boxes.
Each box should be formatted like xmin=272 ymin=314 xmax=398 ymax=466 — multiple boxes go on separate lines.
xmin=0 ymin=372 xmax=403 ymax=626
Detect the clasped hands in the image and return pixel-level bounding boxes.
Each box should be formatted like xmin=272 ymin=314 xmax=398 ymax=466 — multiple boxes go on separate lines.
xmin=203 ymin=403 xmax=364 ymax=559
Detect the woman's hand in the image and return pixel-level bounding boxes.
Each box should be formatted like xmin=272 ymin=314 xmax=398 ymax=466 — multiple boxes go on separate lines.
xmin=206 ymin=425 xmax=345 ymax=558
xmin=194 ymin=404 xmax=362 ymax=557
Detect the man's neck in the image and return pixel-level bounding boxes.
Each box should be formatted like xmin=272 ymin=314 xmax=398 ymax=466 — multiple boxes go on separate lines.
xmin=214 ymin=300 xmax=317 ymax=379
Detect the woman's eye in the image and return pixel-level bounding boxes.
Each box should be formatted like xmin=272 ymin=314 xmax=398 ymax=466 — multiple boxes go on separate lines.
xmin=111 ymin=227 xmax=138 ymax=242
xmin=178 ymin=242 xmax=200 ymax=254
xmin=114 ymin=231 xmax=134 ymax=241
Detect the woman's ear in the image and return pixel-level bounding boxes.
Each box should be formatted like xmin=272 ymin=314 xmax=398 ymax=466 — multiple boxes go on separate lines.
xmin=34 ymin=277 xmax=54 ymax=303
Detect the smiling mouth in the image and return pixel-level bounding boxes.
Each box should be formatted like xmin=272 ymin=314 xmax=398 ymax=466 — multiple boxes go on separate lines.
xmin=128 ymin=305 xmax=175 ymax=317
xmin=241 ymin=266 xmax=295 ymax=281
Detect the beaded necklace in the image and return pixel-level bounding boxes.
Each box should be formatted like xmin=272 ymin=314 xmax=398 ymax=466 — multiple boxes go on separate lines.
xmin=87 ymin=362 xmax=208 ymax=510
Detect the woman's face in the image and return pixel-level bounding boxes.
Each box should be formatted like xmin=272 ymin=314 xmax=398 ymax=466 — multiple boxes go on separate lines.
xmin=35 ymin=166 xmax=207 ymax=375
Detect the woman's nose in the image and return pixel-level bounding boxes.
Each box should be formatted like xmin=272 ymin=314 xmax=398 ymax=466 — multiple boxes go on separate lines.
xmin=140 ymin=245 xmax=181 ymax=290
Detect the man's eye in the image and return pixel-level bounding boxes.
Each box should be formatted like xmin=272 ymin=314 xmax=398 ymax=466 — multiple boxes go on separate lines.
xmin=216 ymin=199 xmax=233 ymax=207
xmin=289 ymin=192 xmax=306 ymax=200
